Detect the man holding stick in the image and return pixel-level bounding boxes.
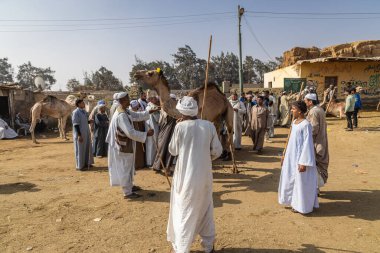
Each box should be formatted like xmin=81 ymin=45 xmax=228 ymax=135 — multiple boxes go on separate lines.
xmin=167 ymin=96 xmax=222 ymax=253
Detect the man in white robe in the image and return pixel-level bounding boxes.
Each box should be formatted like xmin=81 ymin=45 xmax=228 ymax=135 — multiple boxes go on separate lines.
xmin=229 ymin=93 xmax=246 ymax=150
xmin=109 ymin=93 xmax=120 ymax=120
xmin=167 ymin=96 xmax=222 ymax=253
xmin=106 ymin=92 xmax=155 ymax=199
xmin=278 ymin=100 xmax=319 ymax=214
xmin=0 ymin=117 xmax=18 ymax=139
xmin=145 ymin=94 xmax=160 ymax=167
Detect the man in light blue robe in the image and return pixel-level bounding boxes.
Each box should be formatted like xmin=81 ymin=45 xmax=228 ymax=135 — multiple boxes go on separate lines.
xmin=72 ymin=99 xmax=94 ymax=171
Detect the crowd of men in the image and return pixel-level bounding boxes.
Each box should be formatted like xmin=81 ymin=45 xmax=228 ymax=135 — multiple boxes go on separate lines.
xmin=68 ymin=84 xmax=367 ymax=253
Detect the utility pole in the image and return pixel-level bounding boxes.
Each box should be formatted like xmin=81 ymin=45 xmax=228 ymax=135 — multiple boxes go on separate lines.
xmin=238 ymin=5 xmax=245 ymax=94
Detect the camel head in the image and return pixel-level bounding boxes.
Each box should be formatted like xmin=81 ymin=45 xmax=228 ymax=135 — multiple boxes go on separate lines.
xmin=133 ymin=69 xmax=165 ymax=89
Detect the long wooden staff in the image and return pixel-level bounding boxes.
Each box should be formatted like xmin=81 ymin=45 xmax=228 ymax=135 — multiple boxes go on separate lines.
xmin=147 ymin=120 xmax=171 ymax=188
xmin=201 ymin=35 xmax=213 ymax=119
xmin=296 ymin=82 xmax=305 ymax=101
xmin=325 ymin=87 xmax=337 ymax=115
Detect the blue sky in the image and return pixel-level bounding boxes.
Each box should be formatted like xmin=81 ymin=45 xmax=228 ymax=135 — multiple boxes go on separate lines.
xmin=1 ymin=0 xmax=380 ymax=90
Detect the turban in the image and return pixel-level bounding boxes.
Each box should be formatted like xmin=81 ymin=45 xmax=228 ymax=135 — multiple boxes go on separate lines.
xmin=113 ymin=93 xmax=119 ymax=100
xmin=116 ymin=92 xmax=128 ymax=100
xmin=176 ymin=96 xmax=198 ymax=117
xmin=305 ymin=93 xmax=317 ymax=101
xmin=97 ymin=100 xmax=105 ymax=106
xmin=170 ymin=93 xmax=177 ymax=99
xmin=130 ymin=100 xmax=139 ymax=109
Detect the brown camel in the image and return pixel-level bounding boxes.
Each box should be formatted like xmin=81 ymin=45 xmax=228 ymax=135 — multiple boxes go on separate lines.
xmin=30 ymin=96 xmax=73 ymax=144
xmin=29 ymin=94 xmax=93 ymax=144
xmin=319 ymin=88 xmax=345 ymax=118
xmin=134 ymin=69 xmax=238 ymax=173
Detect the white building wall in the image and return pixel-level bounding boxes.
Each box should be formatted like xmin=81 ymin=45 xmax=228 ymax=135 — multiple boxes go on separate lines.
xmin=264 ymin=64 xmax=301 ymax=89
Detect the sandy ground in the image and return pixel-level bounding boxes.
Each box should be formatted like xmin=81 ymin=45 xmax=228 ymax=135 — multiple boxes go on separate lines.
xmin=1 ymin=111 xmax=380 ymax=253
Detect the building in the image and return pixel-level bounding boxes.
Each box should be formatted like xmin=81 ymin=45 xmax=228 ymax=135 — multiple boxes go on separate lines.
xmin=264 ymin=57 xmax=380 ymax=99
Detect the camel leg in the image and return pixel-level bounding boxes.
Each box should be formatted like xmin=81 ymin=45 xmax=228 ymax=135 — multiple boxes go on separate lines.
xmin=225 ymin=105 xmax=238 ymax=173
xmin=30 ymin=105 xmax=41 ymax=144
xmin=30 ymin=118 xmax=39 ymax=144
xmin=61 ymin=116 xmax=69 ymax=140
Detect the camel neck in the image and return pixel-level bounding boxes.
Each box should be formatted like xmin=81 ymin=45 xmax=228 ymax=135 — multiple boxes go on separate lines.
xmin=156 ymin=76 xmax=170 ymax=101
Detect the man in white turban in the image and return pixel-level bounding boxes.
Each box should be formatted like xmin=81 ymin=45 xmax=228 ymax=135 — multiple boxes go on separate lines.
xmin=167 ymin=96 xmax=222 ymax=253
xmin=106 ymin=92 xmax=155 ymax=199
xmin=110 ymin=92 xmax=120 ymax=119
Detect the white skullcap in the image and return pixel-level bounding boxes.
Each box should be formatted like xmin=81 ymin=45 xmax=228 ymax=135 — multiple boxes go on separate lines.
xmin=130 ymin=100 xmax=139 ymax=109
xmin=305 ymin=93 xmax=317 ymax=101
xmin=116 ymin=92 xmax=128 ymax=100
xmin=113 ymin=92 xmax=119 ymax=100
xmin=176 ymin=96 xmax=198 ymax=117
xmin=170 ymin=93 xmax=177 ymax=99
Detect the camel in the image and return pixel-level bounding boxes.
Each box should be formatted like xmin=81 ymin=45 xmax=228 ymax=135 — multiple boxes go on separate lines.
xmin=29 ymin=94 xmax=93 ymax=144
xmin=134 ymin=69 xmax=238 ymax=173
xmin=319 ymin=88 xmax=345 ymax=118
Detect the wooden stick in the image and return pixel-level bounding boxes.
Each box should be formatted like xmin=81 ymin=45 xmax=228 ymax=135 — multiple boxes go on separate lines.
xmin=325 ymin=87 xmax=337 ymax=115
xmin=296 ymin=82 xmax=305 ymax=101
xmin=201 ymin=35 xmax=213 ymax=120
xmin=147 ymin=123 xmax=171 ymax=188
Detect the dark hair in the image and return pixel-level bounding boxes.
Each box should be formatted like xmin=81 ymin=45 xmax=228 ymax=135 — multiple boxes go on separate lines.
xmin=292 ymin=101 xmax=307 ymax=114
xmin=258 ymin=95 xmax=265 ymax=100
xmin=75 ymin=99 xmax=84 ymax=107
xmin=312 ymin=100 xmax=318 ymax=106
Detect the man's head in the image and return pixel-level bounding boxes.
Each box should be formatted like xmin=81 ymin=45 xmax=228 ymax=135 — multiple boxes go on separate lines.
xmin=241 ymin=92 xmax=245 ymax=98
xmin=150 ymin=96 xmax=159 ymax=105
xmin=263 ymin=90 xmax=270 ymax=98
xmin=257 ymin=96 xmax=264 ymax=106
xmin=304 ymin=93 xmax=318 ymax=108
xmin=351 ymin=87 xmax=356 ymax=94
xmin=99 ymin=105 xmax=106 ymax=114
xmin=246 ymin=94 xmax=253 ymax=102
xmin=176 ymin=96 xmax=198 ymax=119
xmin=232 ymin=93 xmax=238 ymax=101
xmin=329 ymin=84 xmax=334 ymax=89
xmin=75 ymin=99 xmax=85 ymax=109
xmin=117 ymin=92 xmax=130 ymax=109
xmin=130 ymin=100 xmax=140 ymax=111
xmin=140 ymin=92 xmax=147 ymax=101
xmin=291 ymin=101 xmax=307 ymax=119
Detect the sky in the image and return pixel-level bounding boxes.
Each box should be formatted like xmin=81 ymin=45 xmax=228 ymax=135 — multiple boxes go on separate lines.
xmin=1 ymin=0 xmax=380 ymax=90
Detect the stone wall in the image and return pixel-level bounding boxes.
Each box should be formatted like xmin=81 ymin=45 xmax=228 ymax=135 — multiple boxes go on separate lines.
xmin=282 ymin=40 xmax=380 ymax=67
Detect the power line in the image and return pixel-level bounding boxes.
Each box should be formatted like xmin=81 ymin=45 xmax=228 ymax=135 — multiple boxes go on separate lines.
xmin=0 ymin=17 xmax=234 ymax=33
xmin=0 ymin=15 xmax=235 ymax=28
xmin=245 ymin=14 xmax=380 ymax=20
xmin=246 ymin=11 xmax=380 ymax=15
xmin=0 ymin=11 xmax=234 ymax=22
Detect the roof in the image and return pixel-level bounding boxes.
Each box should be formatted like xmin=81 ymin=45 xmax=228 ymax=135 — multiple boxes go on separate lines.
xmin=297 ymin=57 xmax=380 ymax=64
xmin=0 ymin=83 xmax=21 ymax=90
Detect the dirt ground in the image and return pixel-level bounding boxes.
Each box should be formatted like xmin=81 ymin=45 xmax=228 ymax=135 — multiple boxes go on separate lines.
xmin=1 ymin=111 xmax=380 ymax=253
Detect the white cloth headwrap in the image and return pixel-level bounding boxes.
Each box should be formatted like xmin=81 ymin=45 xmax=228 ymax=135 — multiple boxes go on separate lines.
xmin=305 ymin=93 xmax=317 ymax=101
xmin=113 ymin=92 xmax=119 ymax=100
xmin=170 ymin=94 xmax=177 ymax=99
xmin=116 ymin=92 xmax=128 ymax=100
xmin=176 ymin=96 xmax=198 ymax=117
xmin=130 ymin=100 xmax=139 ymax=109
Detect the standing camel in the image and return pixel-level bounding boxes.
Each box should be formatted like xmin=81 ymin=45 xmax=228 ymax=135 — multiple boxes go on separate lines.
xmin=30 ymin=96 xmax=73 ymax=144
xmin=134 ymin=69 xmax=238 ymax=173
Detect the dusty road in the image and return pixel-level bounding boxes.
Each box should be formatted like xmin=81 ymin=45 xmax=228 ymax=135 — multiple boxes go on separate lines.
xmin=1 ymin=111 xmax=380 ymax=253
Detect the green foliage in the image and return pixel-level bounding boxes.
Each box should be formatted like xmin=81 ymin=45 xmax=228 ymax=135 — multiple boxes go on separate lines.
xmin=0 ymin=58 xmax=14 ymax=83
xmin=66 ymin=78 xmax=81 ymax=91
xmin=16 ymin=61 xmax=56 ymax=90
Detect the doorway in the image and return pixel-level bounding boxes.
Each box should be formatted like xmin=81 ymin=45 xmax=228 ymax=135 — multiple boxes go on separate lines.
xmin=325 ymin=76 xmax=338 ymax=88
xmin=0 ymin=96 xmax=10 ymax=121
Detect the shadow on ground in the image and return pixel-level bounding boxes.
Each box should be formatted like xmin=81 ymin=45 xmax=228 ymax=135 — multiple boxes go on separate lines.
xmin=0 ymin=182 xmax=40 ymax=194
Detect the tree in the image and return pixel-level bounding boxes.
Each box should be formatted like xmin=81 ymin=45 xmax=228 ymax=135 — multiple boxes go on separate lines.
xmin=211 ymin=51 xmax=239 ymax=85
xmin=66 ymin=78 xmax=81 ymax=91
xmin=129 ymin=57 xmax=181 ymax=89
xmin=0 ymin=58 xmax=14 ymax=83
xmin=243 ymin=56 xmax=257 ymax=84
xmin=16 ymin=61 xmax=56 ymax=90
xmin=172 ymin=45 xmax=205 ymax=89
xmin=91 ymin=66 xmax=123 ymax=91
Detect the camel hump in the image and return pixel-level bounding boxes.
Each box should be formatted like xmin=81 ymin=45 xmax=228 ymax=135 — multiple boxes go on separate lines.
xmin=42 ymin=95 xmax=59 ymax=103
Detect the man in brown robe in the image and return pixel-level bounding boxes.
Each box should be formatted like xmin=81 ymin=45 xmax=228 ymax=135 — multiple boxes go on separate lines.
xmin=250 ymin=96 xmax=269 ymax=154
xmin=130 ymin=100 xmax=146 ymax=169
xmin=304 ymin=93 xmax=329 ymax=188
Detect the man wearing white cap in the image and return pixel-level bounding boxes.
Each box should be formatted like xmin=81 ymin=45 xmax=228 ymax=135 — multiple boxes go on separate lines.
xmin=109 ymin=92 xmax=120 ymax=120
xmin=304 ymin=93 xmax=329 ymax=189
xmin=167 ymin=96 xmax=222 ymax=253
xmin=229 ymin=92 xmax=246 ymax=150
xmin=105 ymin=92 xmax=155 ymax=199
